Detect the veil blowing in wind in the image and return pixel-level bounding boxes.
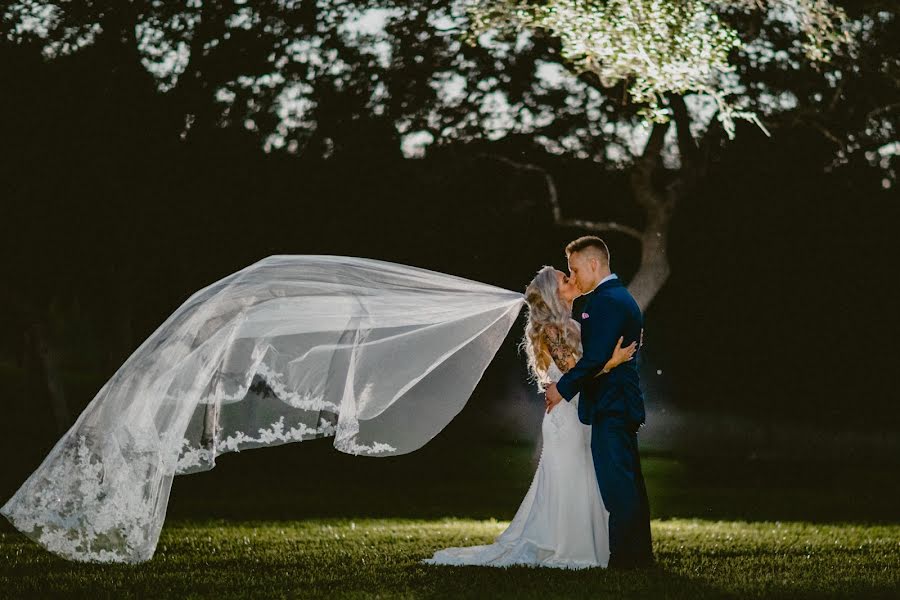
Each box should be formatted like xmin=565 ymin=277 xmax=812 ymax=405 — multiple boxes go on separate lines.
xmin=1 ymin=255 xmax=525 ymax=563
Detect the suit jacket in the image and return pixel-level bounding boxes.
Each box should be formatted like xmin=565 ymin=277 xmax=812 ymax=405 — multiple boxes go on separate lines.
xmin=556 ymin=277 xmax=646 ymax=426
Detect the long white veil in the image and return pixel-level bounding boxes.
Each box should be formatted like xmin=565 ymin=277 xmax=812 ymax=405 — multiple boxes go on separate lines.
xmin=1 ymin=255 xmax=525 ymax=563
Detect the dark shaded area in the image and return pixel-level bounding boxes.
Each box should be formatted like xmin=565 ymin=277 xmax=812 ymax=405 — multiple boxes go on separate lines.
xmin=158 ymin=436 xmax=900 ymax=525
xmin=1 ymin=46 xmax=895 ymax=432
xmin=0 ymin=8 xmax=898 ymax=531
xmin=656 ymin=123 xmax=900 ymax=426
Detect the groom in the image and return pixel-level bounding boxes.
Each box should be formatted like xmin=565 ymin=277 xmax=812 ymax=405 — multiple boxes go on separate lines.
xmin=545 ymin=236 xmax=654 ymax=569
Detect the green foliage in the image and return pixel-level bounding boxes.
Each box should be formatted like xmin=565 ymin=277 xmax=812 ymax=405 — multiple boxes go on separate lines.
xmin=467 ymin=0 xmax=856 ymax=136
xmin=2 ymin=0 xmax=892 ymax=176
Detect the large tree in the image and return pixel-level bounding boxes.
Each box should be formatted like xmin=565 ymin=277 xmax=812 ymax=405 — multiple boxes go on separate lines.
xmin=3 ymin=2 xmax=896 ymax=299
xmin=1 ymin=1 xmax=896 ymax=424
xmin=415 ymin=0 xmax=878 ymax=309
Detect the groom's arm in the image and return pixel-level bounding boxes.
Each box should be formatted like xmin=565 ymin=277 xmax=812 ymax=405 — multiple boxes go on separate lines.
xmin=556 ymin=295 xmax=626 ymax=402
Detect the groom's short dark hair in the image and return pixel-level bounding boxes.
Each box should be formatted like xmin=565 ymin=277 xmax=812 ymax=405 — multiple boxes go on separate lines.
xmin=566 ymin=236 xmax=610 ymax=264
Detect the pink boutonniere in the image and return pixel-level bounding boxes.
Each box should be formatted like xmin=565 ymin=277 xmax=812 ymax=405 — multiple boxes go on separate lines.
xmin=581 ymin=312 xmax=590 ymax=319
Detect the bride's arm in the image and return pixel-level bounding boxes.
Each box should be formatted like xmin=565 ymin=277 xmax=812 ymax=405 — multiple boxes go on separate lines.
xmin=594 ymin=336 xmax=637 ymax=378
xmin=555 ymin=353 xmax=577 ymax=373
xmin=545 ymin=326 xmax=578 ymax=373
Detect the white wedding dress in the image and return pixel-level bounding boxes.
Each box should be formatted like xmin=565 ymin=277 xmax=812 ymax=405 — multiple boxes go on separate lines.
xmin=423 ymin=361 xmax=610 ymax=569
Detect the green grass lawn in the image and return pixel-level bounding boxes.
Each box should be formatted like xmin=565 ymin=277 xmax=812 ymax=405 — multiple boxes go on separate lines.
xmin=1 ymin=518 xmax=897 ymax=599
xmin=1 ymin=434 xmax=898 ymax=598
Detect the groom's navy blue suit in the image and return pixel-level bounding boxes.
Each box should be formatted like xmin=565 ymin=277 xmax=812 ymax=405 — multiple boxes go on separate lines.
xmin=555 ymin=276 xmax=653 ymax=567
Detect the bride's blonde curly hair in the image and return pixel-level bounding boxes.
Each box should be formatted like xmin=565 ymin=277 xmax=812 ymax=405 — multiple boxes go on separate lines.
xmin=520 ymin=266 xmax=582 ymax=391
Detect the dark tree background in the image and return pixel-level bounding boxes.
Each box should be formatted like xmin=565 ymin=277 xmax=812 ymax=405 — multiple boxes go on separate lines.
xmin=0 ymin=1 xmax=897 ymax=488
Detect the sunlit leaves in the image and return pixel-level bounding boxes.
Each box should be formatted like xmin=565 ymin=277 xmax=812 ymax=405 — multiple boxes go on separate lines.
xmin=467 ymin=0 xmax=856 ymax=137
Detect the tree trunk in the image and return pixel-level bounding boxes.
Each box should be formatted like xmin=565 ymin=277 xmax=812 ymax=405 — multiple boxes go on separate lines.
xmin=626 ymin=95 xmax=718 ymax=311
xmin=625 ymin=120 xmax=675 ymax=312
xmin=482 ymin=127 xmax=680 ymax=313
xmin=628 ymin=206 xmax=672 ymax=312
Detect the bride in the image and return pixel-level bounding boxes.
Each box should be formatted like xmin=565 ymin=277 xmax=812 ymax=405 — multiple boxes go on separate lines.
xmin=423 ymin=266 xmax=636 ymax=570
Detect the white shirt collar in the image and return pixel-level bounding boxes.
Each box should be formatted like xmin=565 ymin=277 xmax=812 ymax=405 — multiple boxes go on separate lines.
xmin=590 ymin=273 xmax=618 ymax=293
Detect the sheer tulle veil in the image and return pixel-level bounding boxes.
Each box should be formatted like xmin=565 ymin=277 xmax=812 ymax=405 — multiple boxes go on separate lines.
xmin=1 ymin=255 xmax=525 ymax=563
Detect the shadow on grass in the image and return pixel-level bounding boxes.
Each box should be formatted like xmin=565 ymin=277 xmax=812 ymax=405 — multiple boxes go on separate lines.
xmin=408 ymin=559 xmax=731 ymax=600
xmin=149 ymin=433 xmax=900 ymax=525
xmin=2 ymin=424 xmax=897 ymax=528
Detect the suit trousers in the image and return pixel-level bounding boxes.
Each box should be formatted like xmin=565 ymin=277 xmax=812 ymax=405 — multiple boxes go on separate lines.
xmin=590 ymin=414 xmax=654 ymax=567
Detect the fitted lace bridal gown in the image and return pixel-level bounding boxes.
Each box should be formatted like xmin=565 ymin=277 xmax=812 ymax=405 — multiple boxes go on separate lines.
xmin=423 ymin=361 xmax=610 ymax=569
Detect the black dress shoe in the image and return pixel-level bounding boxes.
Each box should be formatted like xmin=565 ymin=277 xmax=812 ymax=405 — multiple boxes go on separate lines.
xmin=607 ymin=553 xmax=655 ymax=570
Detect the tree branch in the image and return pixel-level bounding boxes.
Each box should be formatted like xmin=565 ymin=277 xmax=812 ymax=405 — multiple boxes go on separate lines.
xmin=667 ymin=102 xmax=720 ymax=209
xmin=790 ymin=113 xmax=844 ymax=146
xmin=638 ymin=120 xmax=670 ymax=170
xmin=827 ymin=78 xmax=846 ymax=114
xmin=480 ymin=153 xmax=643 ymax=241
xmin=669 ymin=94 xmax=698 ymax=169
xmin=808 ymin=119 xmax=844 ymax=146
xmin=552 ymin=216 xmax=644 ymax=240
xmin=630 ymin=120 xmax=670 ymax=212
xmin=865 ymin=102 xmax=900 ymax=121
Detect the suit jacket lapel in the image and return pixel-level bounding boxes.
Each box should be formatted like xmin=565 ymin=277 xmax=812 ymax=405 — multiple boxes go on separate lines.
xmin=578 ymin=279 xmax=620 ymax=322
xmin=573 ymin=279 xmax=621 ymax=322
